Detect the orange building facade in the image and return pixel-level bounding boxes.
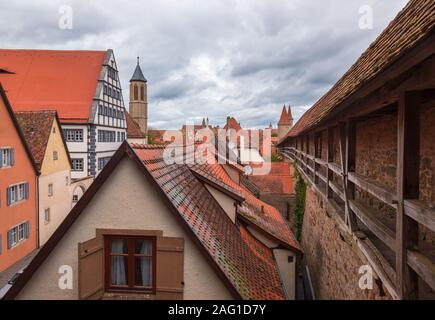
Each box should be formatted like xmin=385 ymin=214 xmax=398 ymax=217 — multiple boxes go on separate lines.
xmin=0 ymin=85 xmax=38 ymax=272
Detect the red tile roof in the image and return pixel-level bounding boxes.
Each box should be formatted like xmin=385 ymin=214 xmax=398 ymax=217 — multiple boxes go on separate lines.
xmin=132 ymin=144 xmax=288 ymax=299
xmin=278 ymin=105 xmax=291 ymax=125
xmin=282 ymin=0 xmax=435 ymax=140
xmin=14 ymin=111 xmax=56 ymax=170
xmin=224 ymin=117 xmax=242 ymax=131
xmin=190 ymin=162 xmax=300 ymax=251
xmin=124 ymin=110 xmax=146 ymax=139
xmin=0 ymin=49 xmax=106 ymax=122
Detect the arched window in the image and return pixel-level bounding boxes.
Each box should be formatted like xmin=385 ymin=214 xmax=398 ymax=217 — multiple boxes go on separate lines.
xmin=140 ymin=85 xmax=145 ymax=101
xmin=134 ymin=84 xmax=138 ymax=100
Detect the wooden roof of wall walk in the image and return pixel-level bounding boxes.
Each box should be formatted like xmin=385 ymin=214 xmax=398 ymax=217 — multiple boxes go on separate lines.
xmin=3 ymin=141 xmax=294 ymax=300
xmin=0 ymin=49 xmax=106 ymax=122
xmin=279 ymin=0 xmax=435 ymax=143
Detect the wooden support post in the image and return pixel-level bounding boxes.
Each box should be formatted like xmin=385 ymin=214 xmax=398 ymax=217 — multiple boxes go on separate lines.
xmin=396 ymin=91 xmax=420 ymax=299
xmin=339 ymin=121 xmax=358 ymax=231
xmin=305 ymin=135 xmax=309 ymax=174
xmin=326 ymin=127 xmax=334 ymax=198
xmin=314 ymin=132 xmax=321 ymax=184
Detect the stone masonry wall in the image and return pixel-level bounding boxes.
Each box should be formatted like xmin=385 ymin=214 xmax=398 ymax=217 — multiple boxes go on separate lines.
xmin=301 ymin=186 xmax=392 ymax=300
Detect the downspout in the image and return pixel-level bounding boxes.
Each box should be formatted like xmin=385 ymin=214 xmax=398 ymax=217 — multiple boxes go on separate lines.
xmin=35 ymin=174 xmax=40 ymax=249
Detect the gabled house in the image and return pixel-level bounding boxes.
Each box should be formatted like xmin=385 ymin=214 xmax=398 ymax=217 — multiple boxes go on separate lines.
xmin=15 ymin=111 xmax=73 ymax=246
xmin=0 ymin=49 xmax=127 ymax=178
xmin=3 ymin=142 xmax=301 ymax=300
xmin=0 ymin=84 xmax=38 ymax=272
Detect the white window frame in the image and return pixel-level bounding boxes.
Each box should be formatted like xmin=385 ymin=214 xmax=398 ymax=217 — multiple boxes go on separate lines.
xmin=44 ymin=208 xmax=50 ymax=223
xmin=72 ymin=159 xmax=84 ymax=172
xmin=48 ymin=183 xmax=53 ymax=197
xmin=1 ymin=148 xmax=11 ymax=167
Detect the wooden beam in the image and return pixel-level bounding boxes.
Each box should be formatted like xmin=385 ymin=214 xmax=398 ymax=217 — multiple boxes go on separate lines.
xmin=326 ymin=127 xmax=334 ymax=198
xmin=407 ymin=249 xmax=435 ymax=292
xmin=348 ymin=172 xmax=397 ymax=207
xmin=404 ymin=199 xmax=435 ymax=233
xmin=396 ymin=91 xmax=420 ymax=299
xmin=349 ymin=200 xmax=396 ymax=251
xmin=339 ymin=121 xmax=358 ymax=231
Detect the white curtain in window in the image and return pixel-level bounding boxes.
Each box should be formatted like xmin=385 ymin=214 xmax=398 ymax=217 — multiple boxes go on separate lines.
xmin=138 ymin=241 xmax=152 ymax=287
xmin=111 ymin=239 xmax=127 ymax=285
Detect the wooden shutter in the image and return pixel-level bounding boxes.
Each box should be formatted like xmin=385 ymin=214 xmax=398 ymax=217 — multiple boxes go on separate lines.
xmin=156 ymin=237 xmax=184 ymax=300
xmin=78 ymin=236 xmax=104 ymax=300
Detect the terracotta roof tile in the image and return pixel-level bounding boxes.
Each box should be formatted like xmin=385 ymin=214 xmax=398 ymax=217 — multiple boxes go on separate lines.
xmin=132 ymin=144 xmax=287 ymax=300
xmin=14 ymin=110 xmax=56 ymax=170
xmin=283 ymin=0 xmax=435 ymax=139
xmin=190 ymin=162 xmax=300 ymax=251
xmin=0 ymin=49 xmax=105 ymax=121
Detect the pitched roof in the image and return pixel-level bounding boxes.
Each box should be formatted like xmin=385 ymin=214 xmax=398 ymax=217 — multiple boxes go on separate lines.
xmin=224 ymin=117 xmax=242 ymax=131
xmin=14 ymin=111 xmax=63 ymax=171
xmin=287 ymin=105 xmax=293 ymax=120
xmin=283 ymin=0 xmax=435 ymax=139
xmin=3 ymin=142 xmax=289 ymax=300
xmin=124 ymin=110 xmax=146 ymax=138
xmin=278 ymin=105 xmax=291 ymax=125
xmin=0 ymin=49 xmax=106 ymax=122
xmin=130 ymin=59 xmax=147 ymax=83
xmin=0 ymin=84 xmax=38 ymax=174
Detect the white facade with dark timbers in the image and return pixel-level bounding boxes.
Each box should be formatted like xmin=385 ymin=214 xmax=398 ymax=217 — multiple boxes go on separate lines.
xmin=63 ymin=50 xmax=127 ymax=178
xmin=0 ymin=48 xmax=128 ymax=179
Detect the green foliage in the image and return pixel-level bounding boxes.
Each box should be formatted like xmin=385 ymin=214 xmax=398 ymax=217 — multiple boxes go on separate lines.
xmin=294 ymin=168 xmax=307 ymax=242
xmin=271 ymin=153 xmax=282 ymax=162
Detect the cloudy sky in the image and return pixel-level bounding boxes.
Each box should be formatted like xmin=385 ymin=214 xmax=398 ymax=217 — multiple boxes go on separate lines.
xmin=0 ymin=0 xmax=408 ymax=129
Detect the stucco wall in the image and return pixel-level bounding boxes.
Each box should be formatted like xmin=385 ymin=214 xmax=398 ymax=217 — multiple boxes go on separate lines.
xmin=0 ymin=97 xmax=37 ymax=272
xmin=38 ymin=170 xmax=72 ymax=246
xmin=16 ymin=155 xmax=232 ymax=300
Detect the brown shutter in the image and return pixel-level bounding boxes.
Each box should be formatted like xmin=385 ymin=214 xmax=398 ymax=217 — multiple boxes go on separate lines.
xmin=78 ymin=236 xmax=104 ymax=300
xmin=156 ymin=237 xmax=184 ymax=299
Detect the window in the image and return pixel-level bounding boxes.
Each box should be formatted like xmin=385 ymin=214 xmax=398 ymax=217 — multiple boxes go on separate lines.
xmin=63 ymin=129 xmax=83 ymax=142
xmin=72 ymin=159 xmax=84 ymax=172
xmin=140 ymin=85 xmax=145 ymax=101
xmin=53 ymin=126 xmax=56 ymax=134
xmin=98 ymin=157 xmax=111 ymax=171
xmin=98 ymin=130 xmax=116 ymax=142
xmin=121 ymin=132 xmax=126 ymax=141
xmin=72 ymin=195 xmax=79 ymax=203
xmin=117 ymin=132 xmax=120 ymax=142
xmin=105 ymin=236 xmax=155 ymax=292
xmin=7 ymin=222 xmax=29 ymax=249
xmin=48 ymin=184 xmax=53 ymax=197
xmin=134 ymin=84 xmax=138 ymax=101
xmin=53 ymin=151 xmax=58 ymax=160
xmin=44 ymin=208 xmax=50 ymax=223
xmin=7 ymin=183 xmax=29 ymax=205
xmin=0 ymin=148 xmax=14 ymax=168
xmin=66 ymin=176 xmax=69 ymax=186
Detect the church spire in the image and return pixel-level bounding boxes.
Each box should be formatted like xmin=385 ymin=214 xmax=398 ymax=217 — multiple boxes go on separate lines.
xmin=130 ymin=56 xmax=147 ymax=83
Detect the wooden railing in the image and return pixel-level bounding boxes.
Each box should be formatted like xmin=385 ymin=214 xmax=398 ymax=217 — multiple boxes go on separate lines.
xmin=279 ymin=145 xmax=435 ymax=299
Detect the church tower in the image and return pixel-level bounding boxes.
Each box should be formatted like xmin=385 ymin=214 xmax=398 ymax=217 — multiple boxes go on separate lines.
xmin=277 ymin=104 xmax=293 ymax=141
xmin=129 ymin=57 xmax=148 ymax=134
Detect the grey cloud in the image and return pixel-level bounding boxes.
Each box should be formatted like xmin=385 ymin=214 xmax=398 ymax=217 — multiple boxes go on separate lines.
xmin=0 ymin=0 xmax=409 ymax=129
